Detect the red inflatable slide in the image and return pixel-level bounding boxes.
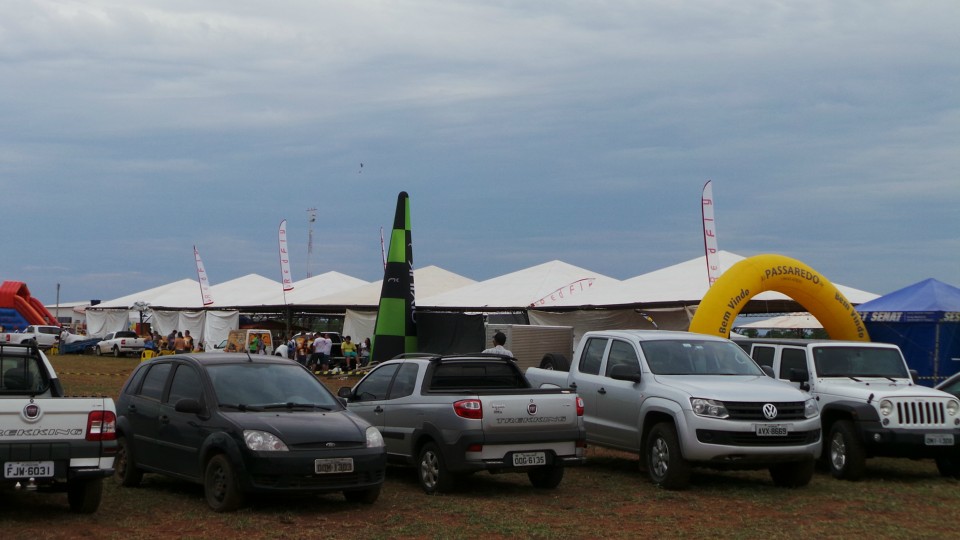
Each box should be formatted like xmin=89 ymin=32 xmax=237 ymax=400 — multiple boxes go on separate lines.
xmin=0 ymin=281 xmax=60 ymax=327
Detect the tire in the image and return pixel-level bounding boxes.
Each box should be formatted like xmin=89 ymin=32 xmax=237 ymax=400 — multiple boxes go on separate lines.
xmin=418 ymin=442 xmax=456 ymax=495
xmin=936 ymin=457 xmax=960 ymax=479
xmin=769 ymin=458 xmax=814 ymax=488
xmin=646 ymin=422 xmax=690 ymax=490
xmin=113 ymin=346 xmax=122 ymax=358
xmin=343 ymin=485 xmax=382 ymax=504
xmin=204 ymin=454 xmax=245 ymax=512
xmin=114 ymin=436 xmax=143 ymax=487
xmin=94 ymin=346 xmax=102 ymax=356
xmin=828 ymin=420 xmax=867 ymax=480
xmin=528 ymin=464 xmax=564 ymax=489
xmin=67 ymin=479 xmax=103 ymax=514
xmin=540 ymin=353 xmax=570 ymax=371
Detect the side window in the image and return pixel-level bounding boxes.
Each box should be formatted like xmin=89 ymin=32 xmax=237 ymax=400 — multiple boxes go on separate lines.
xmin=354 ymin=363 xmax=400 ymax=401
xmin=605 ymin=340 xmax=640 ymax=376
xmin=751 ymin=346 xmax=775 ymax=369
xmin=140 ymin=362 xmax=173 ymax=401
xmin=578 ymin=338 xmax=608 ymax=376
xmin=779 ymin=348 xmax=808 ymax=380
xmin=167 ymin=365 xmax=203 ymax=405
xmin=387 ymin=363 xmax=419 ymax=399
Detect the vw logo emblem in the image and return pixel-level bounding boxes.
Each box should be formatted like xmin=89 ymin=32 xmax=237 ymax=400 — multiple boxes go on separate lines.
xmin=527 ymin=403 xmax=538 ymax=415
xmin=762 ymin=403 xmax=778 ymax=420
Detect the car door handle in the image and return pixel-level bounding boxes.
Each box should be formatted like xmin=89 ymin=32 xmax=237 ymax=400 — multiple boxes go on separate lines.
xmin=569 ymin=382 xmax=577 ymax=390
xmin=374 ymin=406 xmax=384 ymax=413
xmin=158 ymin=415 xmax=170 ymax=425
xmin=598 ymin=388 xmax=607 ymax=395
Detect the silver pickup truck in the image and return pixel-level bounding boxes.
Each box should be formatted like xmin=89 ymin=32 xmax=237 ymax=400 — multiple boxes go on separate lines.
xmin=337 ymin=354 xmax=586 ymax=494
xmin=526 ymin=330 xmax=822 ymax=489
xmin=1 ymin=343 xmax=118 ymax=513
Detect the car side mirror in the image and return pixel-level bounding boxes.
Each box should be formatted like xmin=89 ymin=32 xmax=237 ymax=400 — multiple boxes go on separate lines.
xmin=909 ymin=369 xmax=919 ymax=384
xmin=760 ymin=365 xmax=775 ymax=378
xmin=337 ymin=386 xmax=353 ymax=400
xmin=174 ymin=398 xmax=203 ymax=415
xmin=609 ymin=364 xmax=642 ymax=383
xmin=788 ymin=368 xmax=809 ymax=384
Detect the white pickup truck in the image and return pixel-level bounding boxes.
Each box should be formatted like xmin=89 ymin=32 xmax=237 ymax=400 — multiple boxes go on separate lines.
xmin=0 ymin=342 xmax=118 ymax=513
xmin=93 ymin=331 xmax=146 ymax=357
xmin=526 ymin=330 xmax=821 ymax=489
xmin=1 ymin=325 xmax=61 ymax=350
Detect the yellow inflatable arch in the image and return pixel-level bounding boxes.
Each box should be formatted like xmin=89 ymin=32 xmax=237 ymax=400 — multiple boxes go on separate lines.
xmin=688 ymin=254 xmax=869 ymax=341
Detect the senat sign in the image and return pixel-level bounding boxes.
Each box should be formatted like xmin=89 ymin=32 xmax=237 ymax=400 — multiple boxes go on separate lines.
xmin=863 ymin=311 xmax=947 ymax=323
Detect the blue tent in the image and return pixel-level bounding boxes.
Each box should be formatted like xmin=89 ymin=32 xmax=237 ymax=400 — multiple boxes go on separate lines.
xmin=856 ymin=278 xmax=960 ymax=385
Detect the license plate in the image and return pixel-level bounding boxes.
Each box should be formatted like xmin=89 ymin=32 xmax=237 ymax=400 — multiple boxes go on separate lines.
xmin=755 ymin=424 xmax=788 ymax=437
xmin=4 ymin=461 xmax=54 ymax=478
xmin=925 ymin=434 xmax=955 ymax=446
xmin=512 ymin=452 xmax=546 ymax=467
xmin=315 ymin=458 xmax=354 ymax=474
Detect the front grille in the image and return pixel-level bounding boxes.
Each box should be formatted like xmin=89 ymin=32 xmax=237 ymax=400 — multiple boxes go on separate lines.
xmin=724 ymin=401 xmax=807 ymax=421
xmin=895 ymin=400 xmax=948 ymax=426
xmin=697 ymin=429 xmax=821 ymax=447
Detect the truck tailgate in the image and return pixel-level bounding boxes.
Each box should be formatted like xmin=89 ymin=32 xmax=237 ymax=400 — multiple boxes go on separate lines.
xmin=479 ymin=391 xmax=580 ymax=435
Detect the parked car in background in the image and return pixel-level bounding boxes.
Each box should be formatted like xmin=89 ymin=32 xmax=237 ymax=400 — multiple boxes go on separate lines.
xmin=114 ymin=353 xmax=386 ymax=511
xmin=1 ymin=324 xmax=61 ymax=350
xmin=212 ymin=329 xmax=275 ymax=355
xmin=93 ymin=331 xmax=145 ymax=357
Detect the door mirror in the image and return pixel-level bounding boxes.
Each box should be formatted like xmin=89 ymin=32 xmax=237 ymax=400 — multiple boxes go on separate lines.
xmin=909 ymin=369 xmax=919 ymax=383
xmin=788 ymin=368 xmax=809 ymax=384
xmin=760 ymin=365 xmax=775 ymax=378
xmin=174 ymin=398 xmax=203 ymax=414
xmin=337 ymin=386 xmax=353 ymax=400
xmin=609 ymin=364 xmax=641 ymax=383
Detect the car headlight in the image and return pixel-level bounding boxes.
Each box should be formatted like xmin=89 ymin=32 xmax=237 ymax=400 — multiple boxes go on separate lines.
xmin=948 ymin=400 xmax=960 ymax=417
xmin=879 ymin=399 xmax=894 ymax=417
xmin=366 ymin=426 xmax=385 ymax=448
xmin=243 ymin=430 xmax=289 ymax=451
xmin=804 ymin=398 xmax=819 ymax=418
xmin=691 ymin=398 xmax=729 ymax=419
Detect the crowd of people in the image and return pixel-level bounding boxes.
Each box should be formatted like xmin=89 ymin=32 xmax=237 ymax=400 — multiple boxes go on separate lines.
xmin=142 ymin=329 xmax=202 ymax=354
xmin=280 ymin=332 xmax=371 ymax=372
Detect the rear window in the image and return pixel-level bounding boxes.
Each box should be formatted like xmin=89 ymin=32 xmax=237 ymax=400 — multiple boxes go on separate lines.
xmin=429 ymin=362 xmax=526 ymax=390
xmin=0 ymin=354 xmax=49 ymax=393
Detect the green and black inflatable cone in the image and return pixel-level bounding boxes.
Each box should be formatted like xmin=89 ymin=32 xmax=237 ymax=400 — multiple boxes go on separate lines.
xmin=370 ymin=191 xmax=417 ymax=363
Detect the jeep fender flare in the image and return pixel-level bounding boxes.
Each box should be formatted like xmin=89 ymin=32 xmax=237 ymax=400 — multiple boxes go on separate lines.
xmin=688 ymin=253 xmax=870 ymax=341
xmin=818 ymin=400 xmax=880 ymax=439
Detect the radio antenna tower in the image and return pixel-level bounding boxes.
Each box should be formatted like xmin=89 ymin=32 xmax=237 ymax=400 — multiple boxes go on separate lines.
xmin=306 ymin=208 xmax=317 ymax=278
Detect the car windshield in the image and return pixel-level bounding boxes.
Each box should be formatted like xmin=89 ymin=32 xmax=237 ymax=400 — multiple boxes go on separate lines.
xmin=813 ymin=346 xmax=909 ymax=379
xmin=207 ymin=363 xmax=340 ymax=409
xmin=641 ymin=339 xmax=763 ymax=376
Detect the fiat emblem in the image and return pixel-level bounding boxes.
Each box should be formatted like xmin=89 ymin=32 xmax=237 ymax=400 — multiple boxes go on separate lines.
xmin=23 ymin=403 xmax=41 ymax=421
xmin=762 ymin=403 xmax=778 ymax=420
xmin=527 ymin=403 xmax=538 ymax=415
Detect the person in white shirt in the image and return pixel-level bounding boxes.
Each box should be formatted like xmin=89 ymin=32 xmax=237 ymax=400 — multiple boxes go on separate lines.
xmin=482 ymin=331 xmax=513 ymax=357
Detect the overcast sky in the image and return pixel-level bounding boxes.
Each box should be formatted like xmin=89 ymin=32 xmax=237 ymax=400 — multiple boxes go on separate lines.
xmin=2 ymin=1 xmax=958 ymax=305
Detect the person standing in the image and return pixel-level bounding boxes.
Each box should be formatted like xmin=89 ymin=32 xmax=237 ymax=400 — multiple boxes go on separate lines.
xmin=297 ymin=334 xmax=311 ymax=367
xmin=183 ymin=330 xmax=195 ymax=352
xmin=174 ymin=331 xmax=187 ymax=354
xmin=482 ymin=331 xmax=514 ymax=357
xmin=359 ymin=337 xmax=371 ymax=367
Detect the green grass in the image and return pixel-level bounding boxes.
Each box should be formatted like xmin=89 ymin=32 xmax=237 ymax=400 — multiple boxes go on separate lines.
xmin=5 ymin=353 xmax=955 ymax=539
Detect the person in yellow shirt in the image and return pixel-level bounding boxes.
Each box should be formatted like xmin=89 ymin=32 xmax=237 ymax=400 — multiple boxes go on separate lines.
xmin=341 ymin=336 xmax=358 ymax=370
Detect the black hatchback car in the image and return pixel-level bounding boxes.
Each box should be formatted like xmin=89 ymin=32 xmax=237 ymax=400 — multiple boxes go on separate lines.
xmin=114 ymin=353 xmax=386 ymax=511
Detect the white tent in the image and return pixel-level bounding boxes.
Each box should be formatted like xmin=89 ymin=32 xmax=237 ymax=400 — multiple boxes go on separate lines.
xmin=420 ymin=260 xmax=622 ymax=310
xmin=208 ymin=274 xmax=284 ymax=307
xmin=736 ymin=313 xmax=824 ymax=330
xmin=284 ymin=272 xmax=370 ymax=305
xmin=93 ymin=279 xmax=203 ymax=309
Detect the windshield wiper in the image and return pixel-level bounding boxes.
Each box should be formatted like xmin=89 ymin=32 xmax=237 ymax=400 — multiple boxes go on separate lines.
xmin=260 ymin=402 xmax=334 ymax=411
xmin=219 ymin=403 xmax=264 ymax=411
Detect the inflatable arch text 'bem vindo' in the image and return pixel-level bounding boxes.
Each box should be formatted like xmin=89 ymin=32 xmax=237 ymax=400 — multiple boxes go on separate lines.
xmin=687 ymin=254 xmax=870 ymax=341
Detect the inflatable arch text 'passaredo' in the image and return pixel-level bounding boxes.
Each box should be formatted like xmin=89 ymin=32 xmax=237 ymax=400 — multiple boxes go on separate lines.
xmin=687 ymin=254 xmax=869 ymax=341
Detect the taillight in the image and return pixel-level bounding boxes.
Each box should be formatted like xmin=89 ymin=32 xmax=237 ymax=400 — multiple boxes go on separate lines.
xmin=576 ymin=396 xmax=584 ymax=416
xmin=453 ymin=399 xmax=482 ymax=419
xmin=86 ymin=410 xmax=117 ymax=441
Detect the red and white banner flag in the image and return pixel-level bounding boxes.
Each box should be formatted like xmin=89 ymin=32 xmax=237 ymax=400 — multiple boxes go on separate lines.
xmin=278 ymin=219 xmax=294 ymax=291
xmin=701 ymin=180 xmax=721 ymax=286
xmin=194 ymin=245 xmax=214 ymax=305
